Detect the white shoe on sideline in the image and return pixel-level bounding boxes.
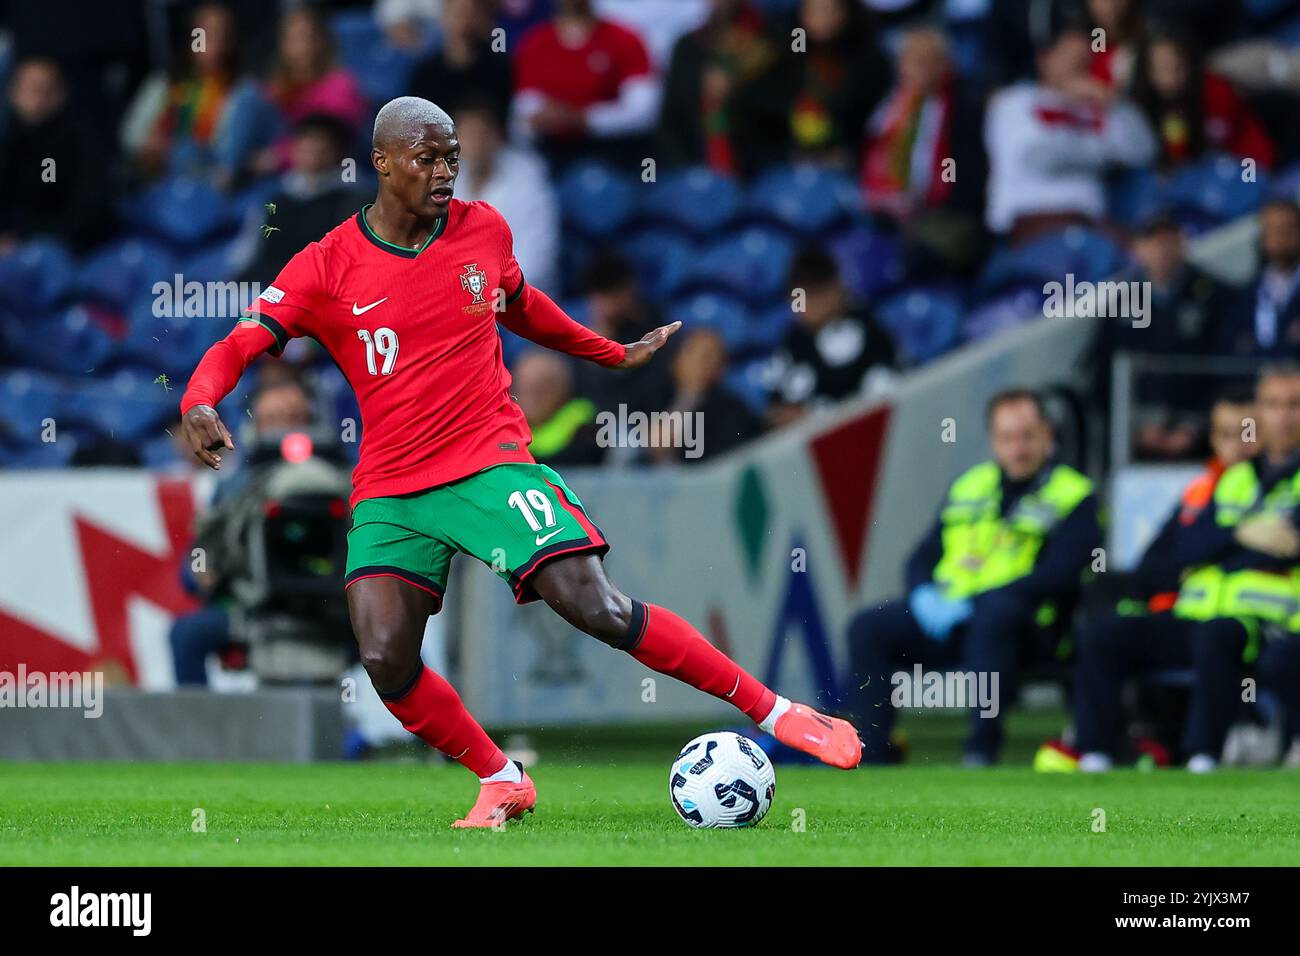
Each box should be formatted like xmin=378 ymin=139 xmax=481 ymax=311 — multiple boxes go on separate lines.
xmin=1078 ymin=752 xmax=1112 ymax=773
xmin=1282 ymin=741 xmax=1300 ymax=769
xmin=1187 ymin=753 xmax=1217 ymax=774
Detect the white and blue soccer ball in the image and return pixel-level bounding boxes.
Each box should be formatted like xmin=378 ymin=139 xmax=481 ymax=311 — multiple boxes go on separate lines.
xmin=669 ymin=732 xmax=776 ymax=829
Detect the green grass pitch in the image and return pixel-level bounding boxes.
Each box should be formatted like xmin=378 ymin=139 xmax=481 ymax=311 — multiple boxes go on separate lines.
xmin=2 ymin=751 xmax=1297 ymax=866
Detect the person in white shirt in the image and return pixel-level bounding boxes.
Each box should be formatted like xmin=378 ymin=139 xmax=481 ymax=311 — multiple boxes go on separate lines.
xmin=453 ymin=96 xmax=561 ymax=295
xmin=984 ymin=26 xmax=1156 ymax=241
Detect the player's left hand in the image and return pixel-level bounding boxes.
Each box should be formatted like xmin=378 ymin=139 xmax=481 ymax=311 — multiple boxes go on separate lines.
xmin=616 ymin=321 xmax=682 ymax=370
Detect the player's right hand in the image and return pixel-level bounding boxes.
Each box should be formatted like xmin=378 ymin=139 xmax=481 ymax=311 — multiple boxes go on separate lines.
xmin=182 ymin=404 xmax=235 ymax=470
xmin=617 ymin=321 xmax=682 ymax=370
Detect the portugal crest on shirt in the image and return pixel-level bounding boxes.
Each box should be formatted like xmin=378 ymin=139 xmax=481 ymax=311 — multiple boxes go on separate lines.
xmin=459 ymin=263 xmax=488 ymax=305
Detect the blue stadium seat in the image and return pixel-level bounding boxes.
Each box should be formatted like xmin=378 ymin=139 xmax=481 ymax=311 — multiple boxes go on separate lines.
xmin=961 ymin=286 xmax=1044 ymax=344
xmin=876 ymin=286 xmax=964 ymax=364
xmin=120 ymin=294 xmax=224 ymax=377
xmin=745 ymin=165 xmax=861 ymax=236
xmin=723 ymin=358 xmax=776 ymax=417
xmin=1107 ymin=166 xmax=1162 ymax=226
xmin=0 ymin=370 xmax=66 ymax=445
xmin=119 ymin=176 xmax=240 ymax=249
xmin=558 ymin=298 xmax=592 ymax=328
xmin=740 ymin=302 xmax=798 ymax=356
xmin=975 ymin=227 xmax=1125 ymax=300
xmin=1243 ymin=0 xmax=1293 ymax=20
xmin=646 ymin=167 xmax=741 ymax=235
xmin=1276 ymin=13 xmax=1300 ymax=44
xmin=942 ymin=5 xmax=992 ymax=79
xmin=1161 ymin=154 xmax=1271 ymax=225
xmin=499 ymin=326 xmax=529 ymax=368
xmin=827 ymin=226 xmax=905 ymax=300
xmin=75 ymin=238 xmax=178 ymax=312
xmin=680 ymin=226 xmax=796 ymax=304
xmin=333 ymin=21 xmax=420 ymax=113
xmin=0 ymin=439 xmax=77 ymax=468
xmin=943 ymin=0 xmax=993 ymax=20
xmin=0 ymin=238 xmax=76 ymax=312
xmin=558 ymin=162 xmax=639 ymax=239
xmin=1271 ymin=160 xmax=1300 ymax=200
xmin=331 ymin=9 xmax=386 ymax=60
xmin=619 ymin=228 xmax=697 ymax=301
xmin=4 ymin=305 xmax=117 ymax=375
xmin=669 ymin=292 xmax=750 ymax=350
xmin=179 ymin=239 xmax=239 ymax=286
xmin=139 ymin=431 xmax=185 ymax=469
xmin=72 ymin=369 xmax=178 ymax=443
xmin=558 ymin=232 xmax=595 ymax=299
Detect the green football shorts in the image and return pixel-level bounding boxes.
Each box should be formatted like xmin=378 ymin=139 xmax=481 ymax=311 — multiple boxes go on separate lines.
xmin=344 ymin=462 xmax=609 ymax=611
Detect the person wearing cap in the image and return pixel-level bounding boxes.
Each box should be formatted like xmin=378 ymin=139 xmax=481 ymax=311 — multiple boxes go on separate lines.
xmin=1093 ymin=211 xmax=1237 ymax=461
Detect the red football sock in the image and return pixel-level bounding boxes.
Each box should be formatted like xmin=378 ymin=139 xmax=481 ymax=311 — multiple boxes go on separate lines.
xmin=380 ymin=666 xmax=507 ymax=778
xmin=624 ymin=602 xmax=777 ymax=723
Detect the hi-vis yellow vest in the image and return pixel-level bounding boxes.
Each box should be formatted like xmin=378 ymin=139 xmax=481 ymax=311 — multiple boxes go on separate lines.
xmin=1173 ymin=460 xmax=1300 ymax=645
xmin=932 ymin=461 xmax=1094 ymax=601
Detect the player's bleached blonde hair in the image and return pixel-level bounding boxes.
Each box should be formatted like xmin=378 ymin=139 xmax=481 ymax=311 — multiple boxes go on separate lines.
xmin=372 ymin=96 xmax=454 ymax=150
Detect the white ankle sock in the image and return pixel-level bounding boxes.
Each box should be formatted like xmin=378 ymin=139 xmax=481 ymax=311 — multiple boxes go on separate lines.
xmin=758 ymin=696 xmax=792 ymax=734
xmin=480 ymin=759 xmax=523 ymax=784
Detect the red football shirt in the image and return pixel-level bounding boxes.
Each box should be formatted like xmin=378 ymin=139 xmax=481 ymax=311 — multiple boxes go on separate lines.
xmin=515 ymin=19 xmax=652 ymax=110
xmin=181 ymin=200 xmax=625 ymax=506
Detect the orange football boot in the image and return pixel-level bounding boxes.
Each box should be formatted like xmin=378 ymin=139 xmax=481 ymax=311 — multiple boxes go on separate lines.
xmin=452 ymin=763 xmax=537 ymax=829
xmin=773 ymin=702 xmax=863 ymax=769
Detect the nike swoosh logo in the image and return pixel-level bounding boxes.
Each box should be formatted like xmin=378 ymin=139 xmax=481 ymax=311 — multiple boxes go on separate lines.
xmin=535 ymin=527 xmax=567 ymax=546
xmin=725 ymin=675 xmax=741 ymax=699
xmin=352 ymin=297 xmax=388 ymax=315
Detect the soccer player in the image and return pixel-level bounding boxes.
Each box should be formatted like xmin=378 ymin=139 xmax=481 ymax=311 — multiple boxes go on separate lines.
xmin=181 ymin=97 xmax=861 ymax=827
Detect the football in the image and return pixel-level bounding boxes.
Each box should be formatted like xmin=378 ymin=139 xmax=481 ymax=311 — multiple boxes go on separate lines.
xmin=669 ymin=732 xmax=776 ymax=828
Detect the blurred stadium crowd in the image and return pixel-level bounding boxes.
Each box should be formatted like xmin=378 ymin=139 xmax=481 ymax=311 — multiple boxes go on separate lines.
xmin=2 ymin=0 xmax=1300 ymax=471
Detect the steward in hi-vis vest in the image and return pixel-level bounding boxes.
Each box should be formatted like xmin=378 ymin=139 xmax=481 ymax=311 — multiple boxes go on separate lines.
xmin=1115 ymin=392 xmax=1257 ymax=618
xmin=1171 ymin=460 xmax=1300 ymax=652
xmin=930 ymin=459 xmax=1095 ymax=624
xmin=847 ymin=389 xmax=1102 ymax=766
xmin=1074 ymin=366 xmax=1300 ymax=773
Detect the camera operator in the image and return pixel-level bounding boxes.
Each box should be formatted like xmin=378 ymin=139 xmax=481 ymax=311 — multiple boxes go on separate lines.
xmin=169 ymin=374 xmax=317 ymax=685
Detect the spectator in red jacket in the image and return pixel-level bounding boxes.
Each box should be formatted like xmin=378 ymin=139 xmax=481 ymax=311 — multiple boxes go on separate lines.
xmin=1130 ymin=26 xmax=1275 ymax=171
xmin=512 ymin=0 xmax=659 ymax=166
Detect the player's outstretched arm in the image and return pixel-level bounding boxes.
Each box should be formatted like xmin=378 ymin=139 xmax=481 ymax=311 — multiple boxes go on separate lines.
xmin=179 ymin=320 xmax=278 ymax=470
xmin=615 ymin=321 xmax=682 ymax=370
xmin=499 ymin=283 xmax=630 ymax=367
